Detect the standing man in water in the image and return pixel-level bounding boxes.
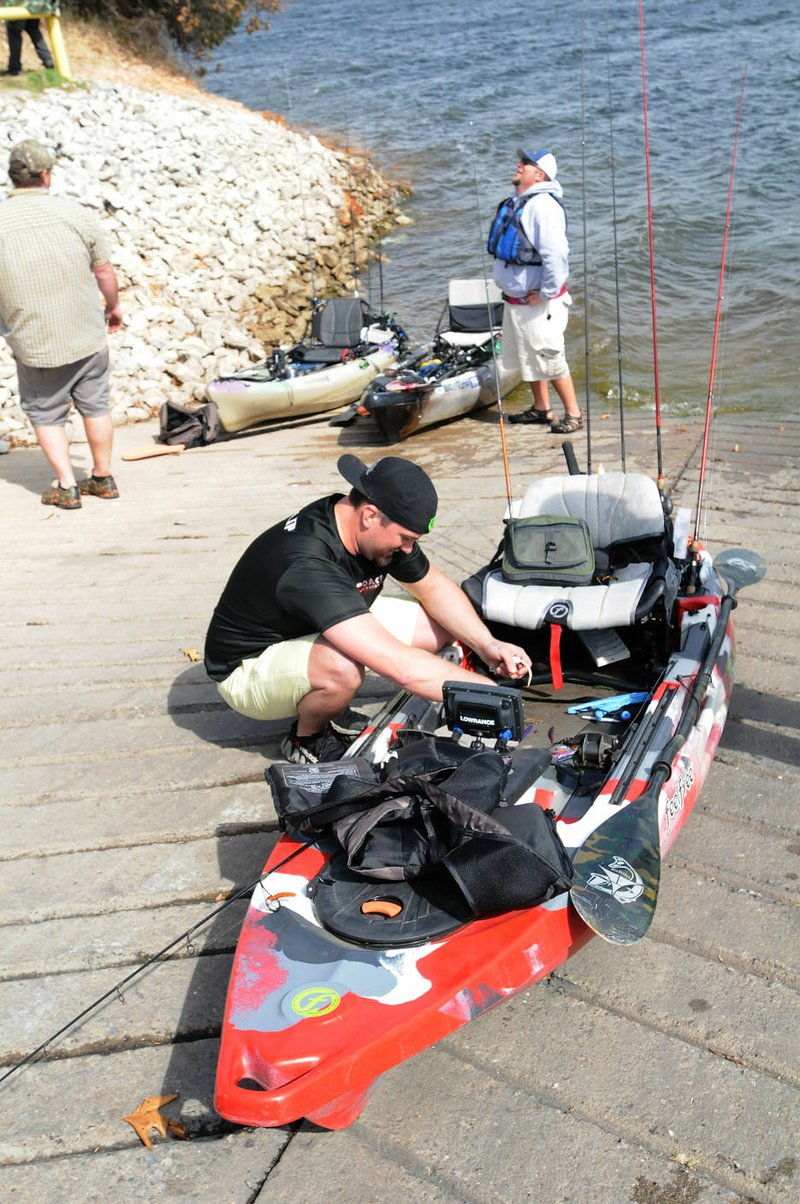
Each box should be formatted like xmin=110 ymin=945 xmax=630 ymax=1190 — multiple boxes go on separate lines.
xmin=488 ymin=146 xmax=582 ymax=434
xmin=0 ymin=140 xmax=123 ymax=508
xmin=205 ymin=453 xmax=532 ymax=764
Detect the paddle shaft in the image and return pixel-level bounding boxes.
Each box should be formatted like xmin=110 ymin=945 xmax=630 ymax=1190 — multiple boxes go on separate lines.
xmin=631 ymin=590 xmax=737 ymax=808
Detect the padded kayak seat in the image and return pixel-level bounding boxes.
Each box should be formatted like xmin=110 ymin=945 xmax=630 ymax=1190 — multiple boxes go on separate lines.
xmin=437 ymin=278 xmax=504 ymax=349
xmin=294 ymin=297 xmax=376 ymax=364
xmin=464 ymin=472 xmax=669 ymax=633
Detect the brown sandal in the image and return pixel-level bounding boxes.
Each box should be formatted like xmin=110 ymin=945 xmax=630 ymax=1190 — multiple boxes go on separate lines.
xmin=79 ymin=473 xmax=119 ymax=499
xmin=550 ymin=413 xmax=583 ymax=434
xmin=508 ymin=407 xmax=554 ymax=425
xmin=41 ymin=483 xmax=82 ymax=509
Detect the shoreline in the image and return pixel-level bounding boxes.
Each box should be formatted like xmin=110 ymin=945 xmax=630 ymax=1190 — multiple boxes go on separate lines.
xmin=0 ymin=21 xmax=409 ymax=448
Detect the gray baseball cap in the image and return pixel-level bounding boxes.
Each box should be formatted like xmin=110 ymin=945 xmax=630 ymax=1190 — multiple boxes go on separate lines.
xmin=9 ymin=140 xmax=55 ymax=183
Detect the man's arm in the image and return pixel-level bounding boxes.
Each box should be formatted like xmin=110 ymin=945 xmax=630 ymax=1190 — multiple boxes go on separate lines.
xmin=524 ymin=197 xmax=569 ymax=299
xmin=322 ymin=564 xmax=532 ymax=702
xmin=322 ymin=608 xmax=497 ymax=702
xmin=403 ymin=564 xmax=532 ymax=679
xmin=92 ymin=262 xmax=124 ymax=331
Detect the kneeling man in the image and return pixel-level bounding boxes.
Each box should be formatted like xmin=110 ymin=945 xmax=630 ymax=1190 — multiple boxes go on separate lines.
xmin=204 ymin=454 xmax=531 ymax=763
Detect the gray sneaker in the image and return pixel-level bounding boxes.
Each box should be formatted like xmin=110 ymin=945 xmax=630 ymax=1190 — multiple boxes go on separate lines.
xmin=279 ymin=723 xmax=350 ymax=765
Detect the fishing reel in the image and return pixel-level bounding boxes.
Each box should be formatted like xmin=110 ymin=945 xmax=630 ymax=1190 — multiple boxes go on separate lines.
xmin=551 ymin=730 xmax=620 ymax=786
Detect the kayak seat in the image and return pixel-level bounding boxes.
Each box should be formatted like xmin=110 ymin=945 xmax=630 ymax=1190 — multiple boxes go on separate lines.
xmin=437 ymin=278 xmax=504 ymax=349
xmin=294 ymin=297 xmax=378 ymax=364
xmin=463 ymin=472 xmax=671 ymax=633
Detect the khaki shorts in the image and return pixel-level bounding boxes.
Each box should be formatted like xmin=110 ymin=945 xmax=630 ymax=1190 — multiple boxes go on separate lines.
xmin=216 ymin=595 xmax=421 ymax=722
xmin=501 ymin=294 xmax=572 ymax=380
xmin=17 ymin=348 xmax=110 ymax=427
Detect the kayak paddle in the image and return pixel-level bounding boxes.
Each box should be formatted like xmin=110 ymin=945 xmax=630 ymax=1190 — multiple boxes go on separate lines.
xmin=569 ymin=547 xmax=765 ymax=945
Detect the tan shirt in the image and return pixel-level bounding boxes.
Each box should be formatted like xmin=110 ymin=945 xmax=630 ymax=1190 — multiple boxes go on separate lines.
xmin=0 ymin=188 xmax=110 ymax=368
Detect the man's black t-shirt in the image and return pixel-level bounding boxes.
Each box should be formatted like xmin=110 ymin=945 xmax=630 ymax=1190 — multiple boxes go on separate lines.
xmin=204 ymin=493 xmax=430 ymax=681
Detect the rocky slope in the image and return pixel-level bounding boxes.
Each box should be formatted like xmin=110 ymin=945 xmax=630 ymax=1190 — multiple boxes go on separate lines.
xmin=0 ymin=74 xmax=404 ymax=446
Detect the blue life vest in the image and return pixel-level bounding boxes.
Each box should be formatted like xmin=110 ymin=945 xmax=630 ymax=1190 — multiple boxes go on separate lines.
xmin=487 ymin=191 xmax=567 ymax=266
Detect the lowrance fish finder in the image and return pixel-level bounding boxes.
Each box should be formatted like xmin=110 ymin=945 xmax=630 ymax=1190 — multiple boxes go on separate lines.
xmin=442 ymin=681 xmax=524 ymax=742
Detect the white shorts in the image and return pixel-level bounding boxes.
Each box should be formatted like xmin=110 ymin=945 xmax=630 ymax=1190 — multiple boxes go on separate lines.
xmin=501 ymin=293 xmax=572 ymax=380
xmin=216 ymin=595 xmax=421 ymax=721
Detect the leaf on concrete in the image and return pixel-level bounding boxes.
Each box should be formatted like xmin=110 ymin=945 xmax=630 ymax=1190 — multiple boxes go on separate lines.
xmin=182 ymin=648 xmax=202 ymax=662
xmin=122 ymin=1093 xmax=188 ymax=1149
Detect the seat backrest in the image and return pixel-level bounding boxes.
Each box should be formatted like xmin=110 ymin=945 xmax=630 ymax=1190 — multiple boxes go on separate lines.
xmin=517 ymin=472 xmax=665 ymax=554
xmin=445 ymin=278 xmax=504 ymax=334
xmin=311 ymin=297 xmax=367 ymax=348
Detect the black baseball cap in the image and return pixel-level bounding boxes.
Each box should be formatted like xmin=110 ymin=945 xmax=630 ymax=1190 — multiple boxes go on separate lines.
xmin=337 ymin=454 xmax=438 ymax=535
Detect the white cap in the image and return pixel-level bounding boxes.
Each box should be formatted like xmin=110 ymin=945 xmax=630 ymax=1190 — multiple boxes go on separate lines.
xmin=517 ymin=146 xmax=558 ymax=180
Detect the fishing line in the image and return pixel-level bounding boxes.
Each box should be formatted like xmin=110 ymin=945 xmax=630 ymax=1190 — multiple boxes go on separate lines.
xmin=692 ymin=65 xmax=749 ymax=547
xmin=284 ymin=68 xmax=319 ymax=313
xmin=467 ymin=122 xmax=514 ymax=514
xmin=638 ymin=0 xmax=665 ymax=495
xmin=0 ymin=837 xmax=316 ymax=1090
xmin=343 ymin=123 xmax=362 ymax=300
xmin=604 ymin=22 xmax=627 ymax=469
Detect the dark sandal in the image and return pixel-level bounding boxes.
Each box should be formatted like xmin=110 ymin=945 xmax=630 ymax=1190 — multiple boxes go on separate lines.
xmin=550 ymin=413 xmax=583 ymax=434
xmin=508 ymin=407 xmax=554 ymax=425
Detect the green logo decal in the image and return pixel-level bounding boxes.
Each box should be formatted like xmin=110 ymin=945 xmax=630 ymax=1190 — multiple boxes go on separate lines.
xmin=290 ymin=986 xmax=341 ymax=1018
xmin=428 ymin=517 xmax=436 ymax=533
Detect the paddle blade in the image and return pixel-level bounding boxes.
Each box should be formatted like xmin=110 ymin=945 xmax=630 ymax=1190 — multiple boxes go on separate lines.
xmin=713 ymin=548 xmax=766 ymax=594
xmin=122 ymin=444 xmax=185 ymax=461
xmin=569 ymin=796 xmax=661 ymax=945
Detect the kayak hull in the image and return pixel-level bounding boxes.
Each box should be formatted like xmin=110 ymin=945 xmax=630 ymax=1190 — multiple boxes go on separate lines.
xmin=214 ymin=591 xmax=735 ymax=1130
xmin=364 ymin=357 xmax=522 ymax=442
xmin=207 ymin=345 xmax=399 ymax=433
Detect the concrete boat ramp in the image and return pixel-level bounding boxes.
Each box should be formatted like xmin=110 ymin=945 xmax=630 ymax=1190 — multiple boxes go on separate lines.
xmin=0 ymin=404 xmax=797 ymax=1202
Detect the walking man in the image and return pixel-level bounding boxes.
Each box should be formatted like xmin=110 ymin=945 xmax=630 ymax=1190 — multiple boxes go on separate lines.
xmin=0 ymin=140 xmax=123 ymax=508
xmin=205 ymin=453 xmax=532 ymax=764
xmin=488 ymin=146 xmax=582 ymax=433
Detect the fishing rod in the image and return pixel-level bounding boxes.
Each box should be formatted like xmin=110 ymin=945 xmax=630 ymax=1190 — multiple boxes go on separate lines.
xmin=605 ymin=25 xmax=627 ymax=470
xmin=284 ymin=69 xmax=320 ymax=314
xmin=638 ymin=0 xmax=665 ymax=497
xmin=468 ymin=124 xmax=514 ymax=514
xmin=579 ymin=3 xmax=593 ymax=474
xmin=691 ymin=65 xmax=748 ymax=549
xmin=0 ymin=838 xmax=315 ymax=1090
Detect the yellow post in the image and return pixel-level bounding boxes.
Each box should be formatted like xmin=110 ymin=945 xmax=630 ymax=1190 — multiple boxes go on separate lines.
xmin=0 ymin=6 xmax=71 ymax=81
xmin=43 ymin=13 xmax=70 ymax=78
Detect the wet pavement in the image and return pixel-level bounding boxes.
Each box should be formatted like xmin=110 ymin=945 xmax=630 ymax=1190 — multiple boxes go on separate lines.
xmin=0 ymin=400 xmax=798 ymax=1202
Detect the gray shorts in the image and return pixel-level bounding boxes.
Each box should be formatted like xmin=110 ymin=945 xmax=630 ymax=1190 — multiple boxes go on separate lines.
xmin=17 ymin=348 xmax=110 ymax=427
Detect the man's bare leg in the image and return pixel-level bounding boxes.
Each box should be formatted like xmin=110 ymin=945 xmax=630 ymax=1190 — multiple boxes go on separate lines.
xmin=298 ymin=606 xmax=453 ymax=736
xmin=551 ymin=372 xmax=581 ymax=419
xmin=33 ymin=423 xmax=76 ymax=487
xmin=83 ymin=413 xmax=114 ymax=478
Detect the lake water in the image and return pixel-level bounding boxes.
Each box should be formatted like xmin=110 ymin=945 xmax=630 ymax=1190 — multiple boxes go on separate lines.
xmin=205 ymin=0 xmax=799 ymax=418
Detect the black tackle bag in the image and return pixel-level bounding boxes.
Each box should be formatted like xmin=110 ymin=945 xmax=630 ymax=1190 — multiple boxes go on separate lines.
xmin=158 ymin=399 xmax=221 ymax=448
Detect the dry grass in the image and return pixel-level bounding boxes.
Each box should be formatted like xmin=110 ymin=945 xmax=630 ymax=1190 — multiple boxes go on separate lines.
xmin=2 ymin=12 xmax=239 ymax=105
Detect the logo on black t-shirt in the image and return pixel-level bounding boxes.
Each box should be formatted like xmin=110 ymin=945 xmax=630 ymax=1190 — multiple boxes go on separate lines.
xmin=356 ymin=575 xmax=384 ymax=594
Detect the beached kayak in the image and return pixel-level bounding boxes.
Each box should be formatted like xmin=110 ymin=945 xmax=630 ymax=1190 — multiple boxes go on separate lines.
xmin=206 ymin=296 xmax=407 ymax=432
